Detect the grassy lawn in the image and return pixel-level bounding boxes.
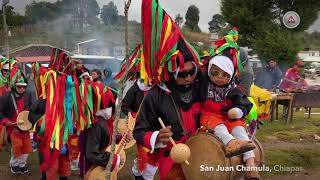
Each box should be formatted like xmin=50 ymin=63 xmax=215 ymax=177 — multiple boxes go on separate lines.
xmin=256 ymin=107 xmax=320 ymax=178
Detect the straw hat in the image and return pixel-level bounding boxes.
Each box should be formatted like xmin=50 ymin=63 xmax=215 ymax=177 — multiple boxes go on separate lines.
xmin=17 ymin=111 xmax=32 ymax=131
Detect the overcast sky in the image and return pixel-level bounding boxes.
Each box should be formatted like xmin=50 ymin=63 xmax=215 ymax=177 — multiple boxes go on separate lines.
xmin=3 ymin=0 xmax=221 ymax=32
xmin=2 ymin=0 xmax=319 ymax=32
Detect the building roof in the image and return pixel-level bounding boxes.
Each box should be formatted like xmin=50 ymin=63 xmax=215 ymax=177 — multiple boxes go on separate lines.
xmin=72 ymin=54 xmax=123 ymax=61
xmin=10 ymin=44 xmax=72 ymax=63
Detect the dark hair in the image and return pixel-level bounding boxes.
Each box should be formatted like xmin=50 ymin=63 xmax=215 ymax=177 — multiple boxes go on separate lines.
xmin=220 ymin=48 xmax=233 ymax=60
xmin=75 ymin=66 xmax=90 ymax=77
xmin=91 ymin=69 xmax=102 ymax=76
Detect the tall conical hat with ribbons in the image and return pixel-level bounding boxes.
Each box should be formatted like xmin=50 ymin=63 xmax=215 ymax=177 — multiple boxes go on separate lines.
xmin=139 ymin=0 xmax=202 ymax=85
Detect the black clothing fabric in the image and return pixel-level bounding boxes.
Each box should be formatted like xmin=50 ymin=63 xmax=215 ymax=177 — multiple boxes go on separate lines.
xmin=121 ymin=81 xmax=145 ymax=115
xmin=0 ymin=91 xmax=32 ymax=121
xmin=28 ymin=98 xmax=46 ymax=126
xmin=84 ymin=116 xmax=111 ymax=168
xmin=200 ymin=74 xmax=253 ymax=117
xmin=133 ymin=73 xmax=203 ymax=146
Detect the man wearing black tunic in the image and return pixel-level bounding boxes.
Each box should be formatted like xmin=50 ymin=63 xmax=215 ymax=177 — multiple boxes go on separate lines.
xmin=133 ymin=44 xmax=203 ymax=180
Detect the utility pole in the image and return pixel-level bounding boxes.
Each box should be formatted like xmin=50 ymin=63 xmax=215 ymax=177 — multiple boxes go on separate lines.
xmin=2 ymin=0 xmax=10 ymax=60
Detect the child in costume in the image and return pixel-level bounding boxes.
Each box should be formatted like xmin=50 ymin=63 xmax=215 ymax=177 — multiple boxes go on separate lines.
xmin=200 ymin=51 xmax=260 ymax=179
xmin=0 ymin=61 xmax=33 ymax=175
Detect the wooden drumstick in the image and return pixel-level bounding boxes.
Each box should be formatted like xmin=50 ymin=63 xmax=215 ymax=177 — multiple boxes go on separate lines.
xmin=158 ymin=118 xmax=190 ymax=165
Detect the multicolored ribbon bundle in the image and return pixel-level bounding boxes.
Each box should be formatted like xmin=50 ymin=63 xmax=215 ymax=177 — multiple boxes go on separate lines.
xmin=9 ymin=58 xmax=27 ymax=88
xmin=139 ymin=0 xmax=201 ymax=85
xmin=32 ymin=48 xmax=115 ymax=172
xmin=0 ymin=58 xmax=8 ymax=83
xmin=205 ymin=27 xmax=243 ymax=76
xmin=114 ymin=44 xmax=143 ymax=81
xmin=0 ymin=58 xmax=9 ymax=96
xmin=0 ymin=58 xmax=7 ymax=69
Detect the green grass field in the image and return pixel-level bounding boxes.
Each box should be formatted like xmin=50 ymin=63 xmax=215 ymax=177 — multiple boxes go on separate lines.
xmin=257 ymin=107 xmax=320 ymax=178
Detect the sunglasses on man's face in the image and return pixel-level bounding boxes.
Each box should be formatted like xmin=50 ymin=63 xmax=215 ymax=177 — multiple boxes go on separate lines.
xmin=2 ymin=69 xmax=9 ymax=73
xmin=177 ymin=66 xmax=196 ymax=78
xmin=16 ymin=86 xmax=27 ymax=89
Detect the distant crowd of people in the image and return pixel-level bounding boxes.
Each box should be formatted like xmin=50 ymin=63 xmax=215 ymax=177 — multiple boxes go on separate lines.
xmin=254 ymin=59 xmax=308 ymax=93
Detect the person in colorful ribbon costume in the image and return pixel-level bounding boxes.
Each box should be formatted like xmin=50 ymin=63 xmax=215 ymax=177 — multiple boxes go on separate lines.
xmin=132 ymin=0 xmax=204 ymax=179
xmin=200 ymin=28 xmax=260 ymax=180
xmin=0 ymin=60 xmax=10 ymax=96
xmin=115 ymin=44 xmax=157 ymax=180
xmin=200 ymin=55 xmax=260 ymax=179
xmin=114 ymin=43 xmax=157 ymax=179
xmin=0 ymin=59 xmax=33 ymax=175
xmin=0 ymin=59 xmax=10 ymax=152
xmin=30 ymin=48 xmax=116 ymax=180
xmin=82 ymin=104 xmax=125 ymax=176
xmin=122 ymin=79 xmax=157 ymax=180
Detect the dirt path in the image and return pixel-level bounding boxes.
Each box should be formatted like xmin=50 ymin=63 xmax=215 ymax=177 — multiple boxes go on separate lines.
xmin=263 ymin=141 xmax=320 ymax=149
xmin=262 ymin=140 xmax=320 ymax=180
xmin=266 ymin=170 xmax=320 ymax=180
xmin=1 ymin=140 xmax=319 ymax=179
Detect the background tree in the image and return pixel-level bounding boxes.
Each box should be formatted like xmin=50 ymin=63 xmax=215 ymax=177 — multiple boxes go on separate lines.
xmin=304 ymin=31 xmax=320 ymax=49
xmin=208 ymin=14 xmax=226 ymax=33
xmin=221 ymin=0 xmax=320 ymax=66
xmin=184 ymin=5 xmax=201 ymax=32
xmin=84 ymin=0 xmax=100 ymax=25
xmin=24 ymin=0 xmax=100 ymax=26
xmin=101 ymin=1 xmax=119 ymax=26
xmin=25 ymin=1 xmax=60 ymax=24
xmin=0 ymin=6 xmax=26 ymax=28
xmin=175 ymin=13 xmax=183 ymax=27
xmin=252 ymin=22 xmax=303 ymax=69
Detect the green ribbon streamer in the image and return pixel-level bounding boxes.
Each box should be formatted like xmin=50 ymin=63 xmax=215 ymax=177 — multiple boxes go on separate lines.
xmin=245 ymin=97 xmax=258 ymax=125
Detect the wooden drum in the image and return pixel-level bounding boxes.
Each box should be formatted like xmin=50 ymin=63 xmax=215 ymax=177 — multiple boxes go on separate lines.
xmin=181 ymin=132 xmax=264 ymax=180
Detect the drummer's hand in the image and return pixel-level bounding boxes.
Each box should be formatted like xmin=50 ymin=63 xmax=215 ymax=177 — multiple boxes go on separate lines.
xmin=298 ymin=77 xmax=305 ymax=82
xmin=5 ymin=121 xmax=14 ymax=127
xmin=156 ymin=126 xmax=173 ymax=144
xmin=125 ymin=132 xmax=133 ymax=143
xmin=119 ymin=155 xmax=125 ymax=166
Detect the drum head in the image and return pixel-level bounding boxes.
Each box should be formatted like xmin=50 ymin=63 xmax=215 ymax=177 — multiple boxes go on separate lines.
xmin=252 ymin=138 xmax=264 ymax=166
xmin=182 ymin=133 xmax=231 ymax=180
xmin=17 ymin=111 xmax=32 ymax=131
xmin=85 ymin=166 xmax=107 ymax=180
xmin=117 ymin=119 xmax=136 ymax=149
xmin=85 ymin=145 xmax=126 ymax=180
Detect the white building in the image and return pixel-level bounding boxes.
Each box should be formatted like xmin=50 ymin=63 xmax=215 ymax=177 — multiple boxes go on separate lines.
xmin=298 ymin=49 xmax=320 ymax=62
